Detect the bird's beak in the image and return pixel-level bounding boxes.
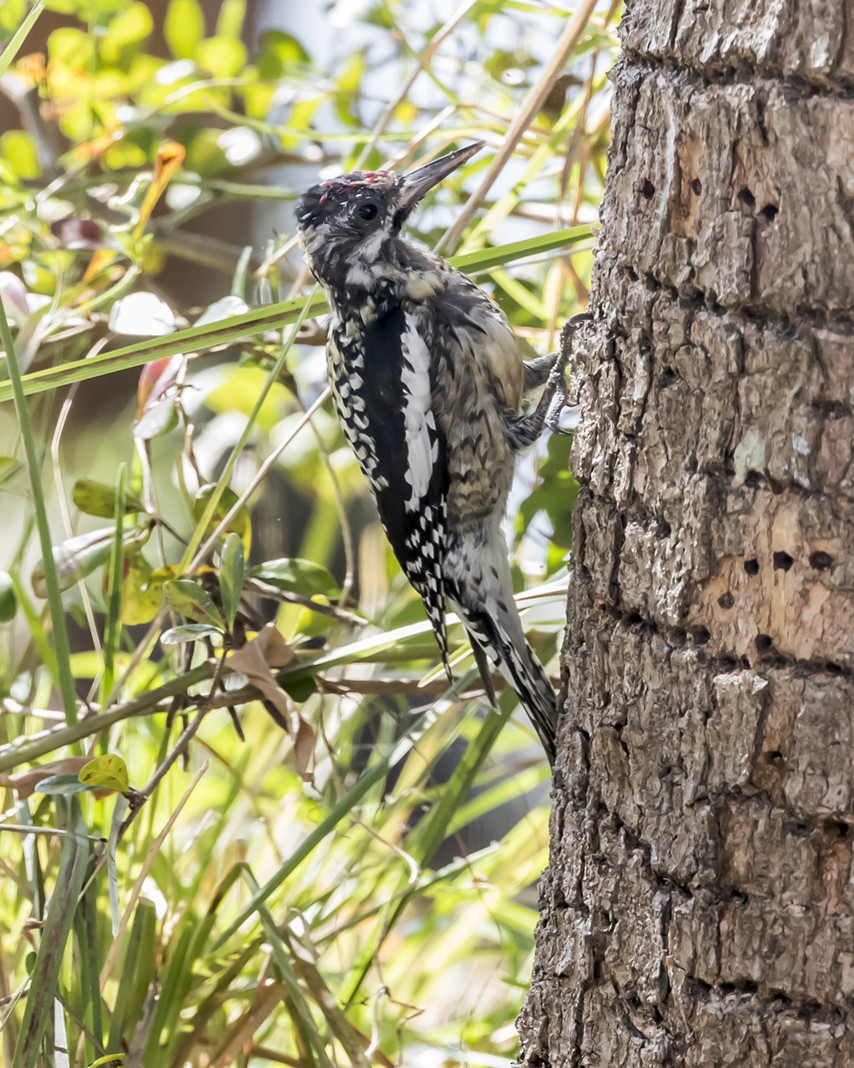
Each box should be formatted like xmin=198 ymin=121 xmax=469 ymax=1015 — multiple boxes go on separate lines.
xmin=397 ymin=141 xmax=485 ymax=214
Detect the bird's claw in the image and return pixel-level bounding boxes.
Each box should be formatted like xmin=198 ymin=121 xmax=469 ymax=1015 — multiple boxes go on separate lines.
xmin=547 ymin=415 xmax=572 ymax=436
xmin=545 ymin=377 xmax=571 ymax=434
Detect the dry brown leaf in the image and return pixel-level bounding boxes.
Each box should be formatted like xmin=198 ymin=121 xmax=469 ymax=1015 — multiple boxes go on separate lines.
xmin=1 ymin=757 xmax=90 ymax=799
xmin=225 ymin=624 xmax=313 ymax=782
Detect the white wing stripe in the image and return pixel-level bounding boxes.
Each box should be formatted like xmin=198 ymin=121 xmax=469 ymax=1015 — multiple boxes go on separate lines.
xmin=399 ymin=313 xmax=436 ymax=512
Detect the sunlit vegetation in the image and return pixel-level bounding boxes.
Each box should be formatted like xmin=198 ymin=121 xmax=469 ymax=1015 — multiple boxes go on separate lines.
xmin=0 ymin=1 xmax=616 ymax=1064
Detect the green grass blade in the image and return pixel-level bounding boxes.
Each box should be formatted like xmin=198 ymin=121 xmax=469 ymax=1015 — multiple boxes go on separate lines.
xmin=0 ymin=0 xmax=45 ymax=79
xmin=74 ymin=878 xmax=104 ymax=1062
xmin=179 ymin=289 xmax=318 ymax=567
xmin=107 ymin=898 xmax=157 ymax=1055
xmin=450 ymin=224 xmax=591 ymax=273
xmin=142 ymin=915 xmax=197 ymax=1067
xmin=340 ymin=696 xmax=513 ymax=1007
xmin=212 ymin=713 xmax=439 ymax=949
xmin=0 ymin=227 xmax=591 ymax=404
xmin=12 ymin=798 xmax=89 ymax=1068
xmin=107 ymin=797 xmax=129 ymax=936
xmin=0 ymin=293 xmax=328 ymax=404
xmin=0 ymin=301 xmax=78 ymax=726
xmin=241 ymin=868 xmax=336 ymax=1068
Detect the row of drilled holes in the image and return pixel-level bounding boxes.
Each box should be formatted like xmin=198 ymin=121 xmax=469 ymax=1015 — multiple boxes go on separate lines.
xmin=742 ymin=551 xmax=835 ymax=574
xmin=639 ymin=178 xmax=780 ymax=221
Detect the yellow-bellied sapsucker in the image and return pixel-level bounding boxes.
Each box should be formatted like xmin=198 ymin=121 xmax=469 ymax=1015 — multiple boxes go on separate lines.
xmin=296 ymin=142 xmax=580 ymax=765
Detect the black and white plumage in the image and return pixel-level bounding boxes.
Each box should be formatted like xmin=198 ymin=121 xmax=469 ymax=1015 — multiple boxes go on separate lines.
xmin=296 ymin=143 xmax=578 ymax=765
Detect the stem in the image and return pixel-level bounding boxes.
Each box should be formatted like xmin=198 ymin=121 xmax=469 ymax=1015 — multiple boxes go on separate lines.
xmin=0 ymin=300 xmax=78 ymax=727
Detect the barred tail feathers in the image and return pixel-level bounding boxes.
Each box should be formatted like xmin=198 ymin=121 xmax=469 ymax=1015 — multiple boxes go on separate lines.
xmin=455 ymin=601 xmax=557 ymax=765
xmin=445 ymin=532 xmax=558 ymax=764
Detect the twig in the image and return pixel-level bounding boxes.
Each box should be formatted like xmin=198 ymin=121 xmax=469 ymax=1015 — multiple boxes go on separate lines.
xmin=435 ymin=0 xmax=599 ymax=255
xmin=0 ymin=661 xmax=214 ymax=774
xmin=188 ymin=386 xmax=331 ymax=572
xmin=352 ymin=0 xmax=478 ymax=171
xmin=299 ymin=398 xmax=357 ymax=609
xmin=116 ymin=649 xmax=228 ymax=841
xmin=97 ymin=760 xmax=208 ymax=987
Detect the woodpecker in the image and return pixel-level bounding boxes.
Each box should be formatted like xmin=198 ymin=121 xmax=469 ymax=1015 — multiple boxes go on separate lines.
xmin=296 ymin=142 xmax=580 ymax=765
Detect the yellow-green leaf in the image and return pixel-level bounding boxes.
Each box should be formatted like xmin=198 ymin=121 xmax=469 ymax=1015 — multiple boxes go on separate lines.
xmin=120 ymin=553 xmax=162 ymax=625
xmin=72 ymin=479 xmax=145 ymax=518
xmin=249 ymin=558 xmax=338 ymax=598
xmin=101 ymin=2 xmax=153 ymax=66
xmin=219 ymin=531 xmax=244 ymax=630
xmin=195 ymin=35 xmax=246 ymax=79
xmin=215 ymin=0 xmax=245 ymax=40
xmin=164 ymin=0 xmax=205 ymax=59
xmin=79 ymin=754 xmax=129 ymax=794
xmin=32 ymin=525 xmax=151 ymax=597
xmin=163 ymin=578 xmax=224 ymax=627
xmin=0 ymin=131 xmax=39 ymax=180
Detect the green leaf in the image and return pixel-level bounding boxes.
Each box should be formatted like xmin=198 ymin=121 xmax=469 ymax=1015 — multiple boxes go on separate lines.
xmin=87 ymin=1055 xmax=129 ymax=1068
xmin=0 ymin=0 xmax=26 ymax=34
xmin=162 ymin=579 xmax=224 ymax=627
xmin=47 ymin=25 xmax=93 ymax=65
xmin=106 ymin=796 xmax=128 ymax=935
xmin=518 ymin=433 xmax=578 ymax=550
xmin=281 ymin=675 xmax=317 ymax=703
xmin=195 ymin=34 xmax=246 ymax=78
xmin=72 ymin=478 xmax=145 ymax=518
xmin=0 ymin=130 xmax=39 ymax=179
xmin=192 ymin=484 xmax=251 ymax=553
xmin=0 ymin=570 xmax=16 ymax=622
xmin=333 ymin=52 xmax=366 ymax=127
xmin=249 ymin=558 xmax=338 ymax=598
xmin=31 ymin=525 xmax=150 ymax=597
xmin=100 ymin=1 xmax=153 ymax=66
xmin=120 ymin=552 xmax=162 ymax=625
xmin=256 ymin=29 xmax=310 ymax=78
xmin=107 ymin=898 xmax=157 ymax=1053
xmin=79 ymin=753 xmax=129 ymax=793
xmin=452 ymin=224 xmax=591 ymax=274
xmin=35 ymin=773 xmax=92 ymax=796
xmin=161 ymin=622 xmax=223 ymax=645
xmin=215 ymin=0 xmax=245 ymax=40
xmin=202 ymin=365 xmax=290 ymax=426
xmin=164 ymin=0 xmax=205 ymax=59
xmin=219 ymin=532 xmax=244 ymax=631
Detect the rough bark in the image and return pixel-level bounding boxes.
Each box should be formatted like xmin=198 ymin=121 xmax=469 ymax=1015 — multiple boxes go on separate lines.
xmin=518 ymin=2 xmax=854 ymax=1065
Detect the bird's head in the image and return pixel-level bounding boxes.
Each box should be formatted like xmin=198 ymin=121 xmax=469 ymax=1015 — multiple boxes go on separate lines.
xmin=296 ymin=141 xmax=483 ymax=292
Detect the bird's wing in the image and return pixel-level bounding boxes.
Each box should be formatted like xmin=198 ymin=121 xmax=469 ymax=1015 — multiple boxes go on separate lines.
xmin=333 ymin=305 xmax=452 ymax=678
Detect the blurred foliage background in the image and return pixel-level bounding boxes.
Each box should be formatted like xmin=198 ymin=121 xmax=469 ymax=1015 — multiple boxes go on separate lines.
xmin=0 ymin=0 xmax=616 ymax=1065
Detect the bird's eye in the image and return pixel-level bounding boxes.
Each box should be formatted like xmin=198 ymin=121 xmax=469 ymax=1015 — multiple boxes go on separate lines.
xmin=357 ymin=202 xmax=378 ymax=220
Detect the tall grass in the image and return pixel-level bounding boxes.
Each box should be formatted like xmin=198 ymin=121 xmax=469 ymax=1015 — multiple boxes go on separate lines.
xmin=0 ymin=0 xmax=616 ymax=1063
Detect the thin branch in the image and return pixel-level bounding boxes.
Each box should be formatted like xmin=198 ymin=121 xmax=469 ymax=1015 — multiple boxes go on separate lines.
xmin=435 ymin=0 xmax=599 ymax=255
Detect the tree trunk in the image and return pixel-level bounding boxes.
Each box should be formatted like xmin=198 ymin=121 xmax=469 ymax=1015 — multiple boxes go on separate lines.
xmin=518 ymin=2 xmax=854 ymax=1065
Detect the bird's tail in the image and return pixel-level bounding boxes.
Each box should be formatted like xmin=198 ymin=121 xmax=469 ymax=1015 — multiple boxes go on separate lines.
xmin=454 ymin=600 xmax=558 ymax=765
xmin=441 ymin=525 xmax=560 ymax=764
